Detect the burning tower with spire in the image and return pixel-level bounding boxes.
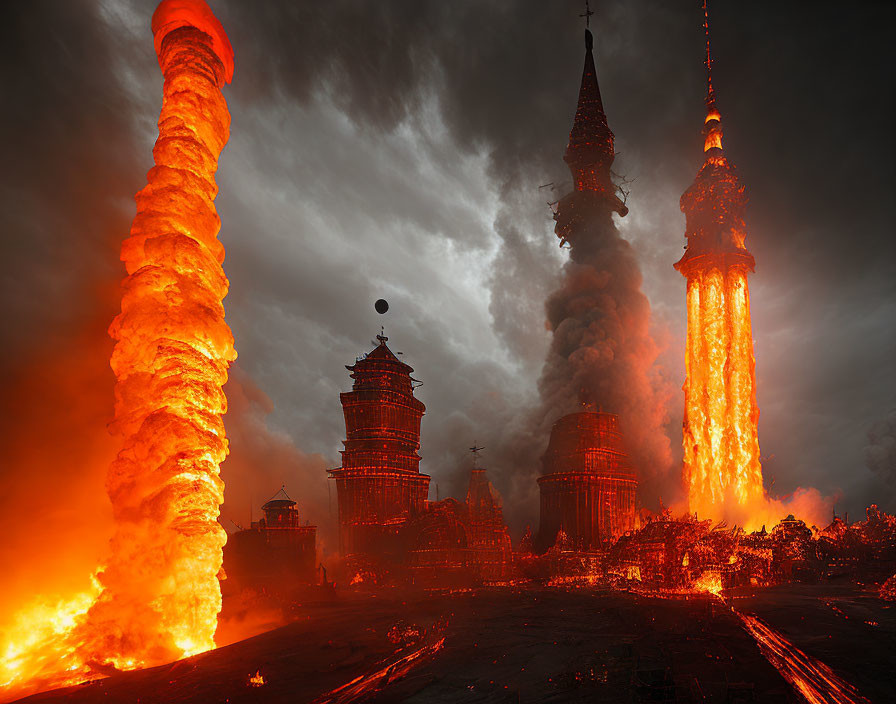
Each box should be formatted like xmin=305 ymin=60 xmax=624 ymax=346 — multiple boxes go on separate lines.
xmin=676 ymin=2 xmax=764 ymax=523
xmin=537 ymin=19 xmax=644 ymax=552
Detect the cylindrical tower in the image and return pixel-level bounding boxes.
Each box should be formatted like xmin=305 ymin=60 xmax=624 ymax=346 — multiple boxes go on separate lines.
xmin=330 ymin=334 xmax=430 ymax=557
xmin=537 ymin=412 xmax=638 ymax=551
xmin=675 ymin=2 xmax=764 ymax=523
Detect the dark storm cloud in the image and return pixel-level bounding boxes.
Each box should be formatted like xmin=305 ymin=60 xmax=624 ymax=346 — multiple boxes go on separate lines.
xmin=865 ymin=409 xmax=896 ymax=507
xmin=210 ymin=0 xmax=896 ymax=520
xmin=1 ymin=0 xmax=894 ymax=591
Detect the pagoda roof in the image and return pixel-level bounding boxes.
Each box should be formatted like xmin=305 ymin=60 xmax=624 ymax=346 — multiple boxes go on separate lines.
xmin=262 ymin=487 xmax=296 ymax=511
xmin=346 ymin=334 xmax=415 ymax=374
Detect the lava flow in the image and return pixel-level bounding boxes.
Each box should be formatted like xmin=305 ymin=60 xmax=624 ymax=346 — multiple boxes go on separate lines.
xmin=691 ymin=580 xmax=870 ymax=703
xmin=675 ymin=2 xmax=764 ymax=527
xmin=734 ymin=612 xmax=870 ymax=704
xmin=312 ymin=636 xmax=447 ymax=704
xmin=1 ymin=1 xmax=235 ymax=699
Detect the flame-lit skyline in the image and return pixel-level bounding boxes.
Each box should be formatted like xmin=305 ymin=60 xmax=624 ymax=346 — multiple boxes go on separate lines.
xmin=1 ymin=0 xmax=894 ymax=662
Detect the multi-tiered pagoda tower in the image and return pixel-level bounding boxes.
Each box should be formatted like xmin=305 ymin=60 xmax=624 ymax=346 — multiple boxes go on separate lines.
xmin=331 ymin=333 xmax=430 ymax=557
xmin=675 ymin=3 xmax=764 ymax=521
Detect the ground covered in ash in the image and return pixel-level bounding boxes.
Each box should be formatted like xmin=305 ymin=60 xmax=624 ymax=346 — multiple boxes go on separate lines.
xmin=17 ymin=584 xmax=895 ymax=703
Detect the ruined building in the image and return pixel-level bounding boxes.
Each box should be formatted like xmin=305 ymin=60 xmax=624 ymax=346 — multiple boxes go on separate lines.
xmin=332 ymin=333 xmax=512 ymax=583
xmin=538 ymin=412 xmax=637 ymax=551
xmin=409 ymin=464 xmax=513 ymax=584
xmin=330 ymin=333 xmax=430 ymax=558
xmin=222 ymin=488 xmax=317 ymax=593
xmin=537 ymin=27 xmax=637 ymax=552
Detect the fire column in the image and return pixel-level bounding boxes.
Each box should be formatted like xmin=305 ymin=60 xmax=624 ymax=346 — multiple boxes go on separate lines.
xmin=96 ymin=0 xmax=236 ymax=663
xmin=675 ymin=7 xmax=764 ymax=521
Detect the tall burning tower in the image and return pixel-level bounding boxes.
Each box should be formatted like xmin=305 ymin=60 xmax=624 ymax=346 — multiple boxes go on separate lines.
xmin=554 ymin=25 xmax=628 ymax=244
xmin=331 ymin=334 xmax=430 ymax=557
xmin=676 ymin=3 xmax=764 ymax=521
xmin=537 ymin=21 xmax=638 ymax=551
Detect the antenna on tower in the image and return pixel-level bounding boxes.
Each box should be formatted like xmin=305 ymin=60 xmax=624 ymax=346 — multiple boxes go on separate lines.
xmin=703 ymin=0 xmax=715 ymax=109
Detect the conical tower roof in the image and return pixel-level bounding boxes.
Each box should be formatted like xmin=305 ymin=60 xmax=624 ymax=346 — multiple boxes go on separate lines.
xmin=564 ymin=29 xmax=615 ymax=173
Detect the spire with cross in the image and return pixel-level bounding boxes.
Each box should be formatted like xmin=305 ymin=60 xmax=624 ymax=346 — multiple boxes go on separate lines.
xmin=579 ymin=0 xmax=594 ymax=29
xmin=469 ymin=444 xmax=484 ymax=469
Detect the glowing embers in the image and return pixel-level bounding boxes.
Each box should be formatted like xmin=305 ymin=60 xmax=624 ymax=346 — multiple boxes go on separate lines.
xmin=683 ymin=266 xmax=763 ymax=525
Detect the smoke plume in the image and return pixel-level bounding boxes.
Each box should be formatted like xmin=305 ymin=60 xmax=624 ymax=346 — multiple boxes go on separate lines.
xmin=539 ymin=193 xmax=674 ymax=497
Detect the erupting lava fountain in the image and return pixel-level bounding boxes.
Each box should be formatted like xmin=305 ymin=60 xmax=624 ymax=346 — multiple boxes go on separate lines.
xmin=92 ymin=0 xmax=237 ymax=662
xmin=1 ymin=2 xmax=236 ymax=697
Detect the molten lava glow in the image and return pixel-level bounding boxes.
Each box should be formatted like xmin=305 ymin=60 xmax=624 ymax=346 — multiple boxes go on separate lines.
xmin=0 ymin=3 xmax=234 ymax=700
xmin=735 ymin=612 xmax=870 ymax=704
xmin=314 ymin=637 xmax=446 ymax=704
xmin=691 ymin=571 xmax=723 ymax=597
xmin=1 ymin=573 xmax=102 ymax=693
xmin=683 ymin=266 xmax=764 ymax=524
xmin=89 ymin=0 xmax=235 ymax=662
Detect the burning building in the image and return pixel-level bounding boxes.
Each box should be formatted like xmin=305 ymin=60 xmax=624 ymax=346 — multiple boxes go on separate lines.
xmin=538 ymin=411 xmax=637 ymax=552
xmin=330 ymin=332 xmax=512 ymax=583
xmin=330 ymin=333 xmax=430 ymax=558
xmin=464 ymin=466 xmax=514 ymax=580
xmin=553 ymin=26 xmax=627 ymax=238
xmin=534 ymin=23 xmax=642 ymax=554
xmin=676 ymin=3 xmax=764 ymax=523
xmin=405 ymin=463 xmax=513 ymax=585
xmin=222 ymin=488 xmax=317 ymax=594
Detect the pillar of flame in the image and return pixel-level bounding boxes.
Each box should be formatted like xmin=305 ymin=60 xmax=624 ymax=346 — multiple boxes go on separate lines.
xmin=87 ymin=0 xmax=235 ymax=662
xmin=676 ymin=3 xmax=764 ymax=524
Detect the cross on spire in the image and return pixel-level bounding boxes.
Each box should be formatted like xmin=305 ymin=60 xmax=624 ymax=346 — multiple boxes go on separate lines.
xmin=579 ymin=0 xmax=594 ymax=28
xmin=469 ymin=444 xmax=485 ymax=468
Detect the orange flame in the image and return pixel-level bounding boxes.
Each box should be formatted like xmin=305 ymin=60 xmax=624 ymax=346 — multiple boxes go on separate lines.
xmin=691 ymin=570 xmax=723 ymax=597
xmin=86 ymin=0 xmax=236 ymax=662
xmin=683 ymin=265 xmax=764 ymax=526
xmin=0 ymin=2 xmax=234 ymax=699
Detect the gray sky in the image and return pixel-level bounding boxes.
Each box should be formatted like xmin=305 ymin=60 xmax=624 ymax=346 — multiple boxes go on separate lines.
xmin=1 ymin=0 xmax=894 ymax=598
